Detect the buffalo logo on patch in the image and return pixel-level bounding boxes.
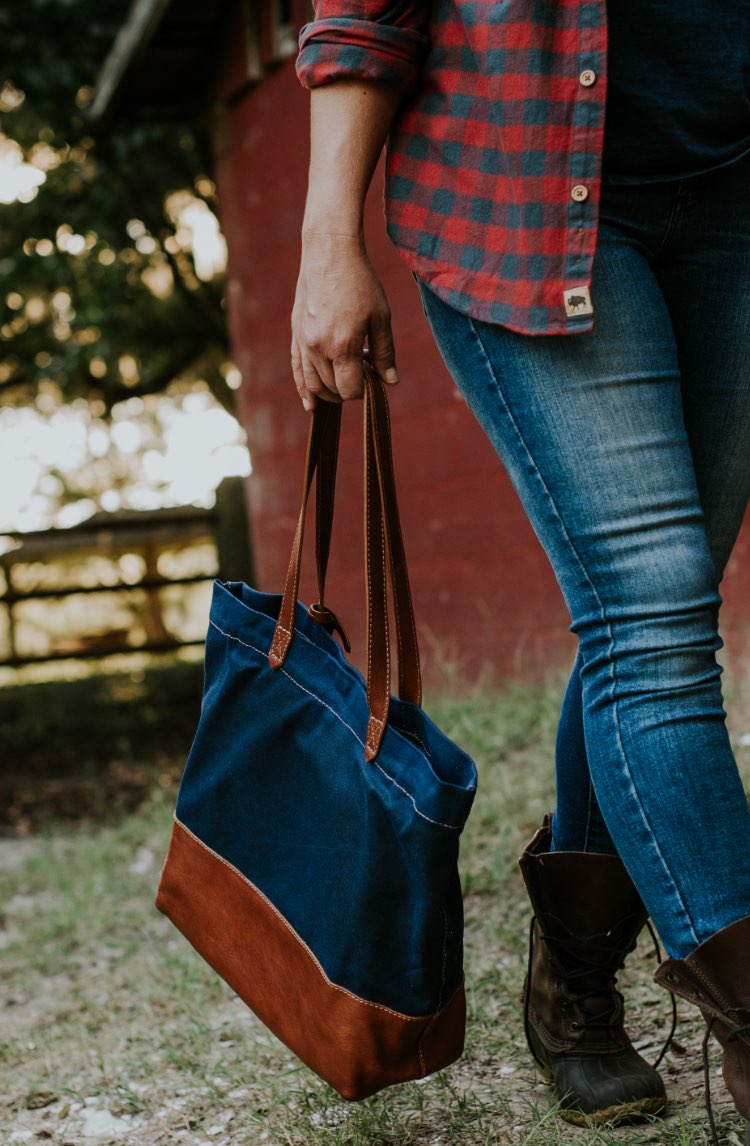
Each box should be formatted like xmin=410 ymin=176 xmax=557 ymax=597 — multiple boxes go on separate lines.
xmin=563 ymin=286 xmax=593 ymax=317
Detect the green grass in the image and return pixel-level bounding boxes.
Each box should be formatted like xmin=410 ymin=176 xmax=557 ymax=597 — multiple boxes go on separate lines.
xmin=2 ymin=671 xmax=750 ymax=1144
xmin=0 ymin=657 xmax=204 ymax=765
xmin=0 ymin=657 xmax=204 ymax=830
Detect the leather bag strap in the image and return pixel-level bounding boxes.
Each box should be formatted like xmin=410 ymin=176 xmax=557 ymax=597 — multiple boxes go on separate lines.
xmin=365 ymin=366 xmax=422 ymax=709
xmin=269 ymin=368 xmax=422 ymax=760
xmin=269 ymin=399 xmax=341 ymax=667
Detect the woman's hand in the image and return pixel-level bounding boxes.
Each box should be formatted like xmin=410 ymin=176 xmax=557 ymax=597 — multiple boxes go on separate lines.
xmin=291 ymin=231 xmax=398 ymax=409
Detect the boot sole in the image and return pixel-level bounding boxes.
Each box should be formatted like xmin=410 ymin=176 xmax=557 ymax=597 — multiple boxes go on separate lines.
xmin=535 ymin=1065 xmax=668 ymax=1126
xmin=558 ymin=1096 xmax=668 ymax=1127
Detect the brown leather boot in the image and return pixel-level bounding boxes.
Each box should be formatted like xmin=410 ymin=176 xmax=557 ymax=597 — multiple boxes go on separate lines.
xmin=654 ymin=915 xmax=750 ymax=1145
xmin=519 ymin=818 xmax=667 ymax=1124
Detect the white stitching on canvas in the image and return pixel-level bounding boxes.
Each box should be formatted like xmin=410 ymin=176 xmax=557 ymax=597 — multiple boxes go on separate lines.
xmin=173 ymin=816 xmax=429 ymax=1023
xmin=263 ymin=606 xmax=364 ymax=692
xmin=373 ymin=763 xmax=462 ymax=831
xmin=210 ymin=620 xmax=365 ymax=748
xmin=398 ymin=726 xmax=430 ymax=756
xmin=209 ymin=619 xmax=463 ymax=829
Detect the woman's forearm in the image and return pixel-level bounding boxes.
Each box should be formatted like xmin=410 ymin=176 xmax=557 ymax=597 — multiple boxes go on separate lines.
xmin=303 ymin=78 xmax=402 ymax=240
xmin=292 ymin=79 xmax=403 ymax=407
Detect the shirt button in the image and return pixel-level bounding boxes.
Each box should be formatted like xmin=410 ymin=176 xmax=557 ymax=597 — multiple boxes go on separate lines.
xmin=571 ymin=184 xmax=589 ymax=202
xmin=580 ymin=69 xmax=596 ymax=87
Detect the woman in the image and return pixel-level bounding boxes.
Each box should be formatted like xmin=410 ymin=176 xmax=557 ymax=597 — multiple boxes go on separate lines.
xmin=291 ymin=0 xmax=750 ymax=1137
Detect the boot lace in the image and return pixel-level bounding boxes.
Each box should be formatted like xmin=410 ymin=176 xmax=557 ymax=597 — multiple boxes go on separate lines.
xmin=702 ymin=1010 xmax=750 ymax=1146
xmin=524 ymin=915 xmax=677 ymax=1070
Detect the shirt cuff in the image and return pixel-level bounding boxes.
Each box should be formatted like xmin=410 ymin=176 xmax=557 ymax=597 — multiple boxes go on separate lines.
xmin=296 ymin=17 xmax=429 ymax=96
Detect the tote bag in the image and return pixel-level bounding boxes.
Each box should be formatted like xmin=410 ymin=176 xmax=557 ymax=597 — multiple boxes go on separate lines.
xmin=156 ymin=370 xmax=477 ymax=1100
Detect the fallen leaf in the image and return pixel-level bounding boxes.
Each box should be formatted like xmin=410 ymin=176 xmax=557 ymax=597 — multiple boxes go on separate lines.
xmin=25 ymin=1091 xmax=58 ymax=1110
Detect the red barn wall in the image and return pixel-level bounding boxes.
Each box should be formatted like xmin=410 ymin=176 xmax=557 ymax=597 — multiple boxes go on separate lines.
xmin=210 ymin=19 xmax=750 ymax=687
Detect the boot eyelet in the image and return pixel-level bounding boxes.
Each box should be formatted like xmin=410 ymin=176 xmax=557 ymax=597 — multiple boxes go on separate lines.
xmin=570 ymin=1021 xmax=582 ymax=1033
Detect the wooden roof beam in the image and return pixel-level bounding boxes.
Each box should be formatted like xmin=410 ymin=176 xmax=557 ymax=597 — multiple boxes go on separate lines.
xmin=88 ymin=0 xmax=173 ymax=125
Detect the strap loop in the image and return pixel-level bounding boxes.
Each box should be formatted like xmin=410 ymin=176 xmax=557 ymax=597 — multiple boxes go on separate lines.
xmin=307 ymin=602 xmax=351 ymax=653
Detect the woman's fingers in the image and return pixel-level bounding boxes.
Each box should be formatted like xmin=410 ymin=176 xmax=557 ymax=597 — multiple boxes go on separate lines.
xmin=292 ymin=334 xmax=318 ymax=412
xmin=296 ymin=329 xmax=367 ymax=405
xmin=293 ymin=344 xmax=368 ymax=408
xmin=331 ymin=352 xmax=366 ymax=401
xmin=368 ymin=309 xmax=399 ymax=387
xmin=305 ymin=348 xmax=346 ymax=404
xmin=291 ymin=337 xmax=317 ymax=412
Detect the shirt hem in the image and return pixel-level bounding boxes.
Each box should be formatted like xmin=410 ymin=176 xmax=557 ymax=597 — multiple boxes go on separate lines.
xmin=391 ymin=241 xmax=595 ymax=337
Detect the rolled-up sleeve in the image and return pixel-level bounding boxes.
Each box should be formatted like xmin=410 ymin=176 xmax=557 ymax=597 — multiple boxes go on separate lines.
xmin=296 ymin=0 xmax=429 ymax=97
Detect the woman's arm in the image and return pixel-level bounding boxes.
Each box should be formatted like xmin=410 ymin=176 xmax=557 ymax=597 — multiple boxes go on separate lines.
xmin=291 ymin=78 xmax=402 ymax=409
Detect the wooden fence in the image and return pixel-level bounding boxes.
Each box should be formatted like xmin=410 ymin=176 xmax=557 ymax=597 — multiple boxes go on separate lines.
xmin=0 ymin=478 xmax=253 ymax=668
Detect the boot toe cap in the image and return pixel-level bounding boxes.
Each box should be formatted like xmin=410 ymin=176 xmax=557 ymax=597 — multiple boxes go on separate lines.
xmin=551 ymin=1050 xmax=666 ymax=1123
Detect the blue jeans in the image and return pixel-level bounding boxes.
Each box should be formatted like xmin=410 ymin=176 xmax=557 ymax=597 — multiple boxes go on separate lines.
xmin=418 ymin=152 xmax=750 ymax=959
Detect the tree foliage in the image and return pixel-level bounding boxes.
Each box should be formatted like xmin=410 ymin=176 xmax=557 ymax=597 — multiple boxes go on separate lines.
xmin=0 ymin=0 xmax=234 ymax=415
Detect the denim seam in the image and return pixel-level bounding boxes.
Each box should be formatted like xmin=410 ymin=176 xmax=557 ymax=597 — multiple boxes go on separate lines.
xmin=651 ymin=181 xmax=687 ymax=264
xmin=464 ymin=316 xmax=700 ymax=950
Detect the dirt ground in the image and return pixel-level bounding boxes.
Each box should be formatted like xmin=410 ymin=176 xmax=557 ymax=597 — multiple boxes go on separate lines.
xmin=0 ymin=812 xmax=741 ymax=1146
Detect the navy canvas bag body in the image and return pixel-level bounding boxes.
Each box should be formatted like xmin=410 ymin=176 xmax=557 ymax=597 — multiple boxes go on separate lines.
xmin=156 ymin=371 xmax=477 ymax=1100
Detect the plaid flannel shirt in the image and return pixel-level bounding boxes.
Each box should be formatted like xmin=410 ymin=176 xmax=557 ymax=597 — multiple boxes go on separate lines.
xmin=297 ymin=0 xmax=608 ymax=335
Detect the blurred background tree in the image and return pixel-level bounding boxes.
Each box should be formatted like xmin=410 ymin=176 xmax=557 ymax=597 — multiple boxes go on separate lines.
xmin=0 ymin=0 xmax=234 ymax=418
xmin=0 ymin=1 xmax=247 ymax=821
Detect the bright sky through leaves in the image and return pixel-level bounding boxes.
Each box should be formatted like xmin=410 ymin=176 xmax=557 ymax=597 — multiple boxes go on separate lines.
xmin=1 ymin=115 xmax=238 ymax=535
xmin=0 ymin=134 xmax=46 ymax=203
xmin=0 ymin=392 xmax=251 ymax=536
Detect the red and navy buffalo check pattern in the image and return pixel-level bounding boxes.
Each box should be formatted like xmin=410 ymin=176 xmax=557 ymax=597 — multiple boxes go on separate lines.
xmin=297 ymin=0 xmax=608 ymax=334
